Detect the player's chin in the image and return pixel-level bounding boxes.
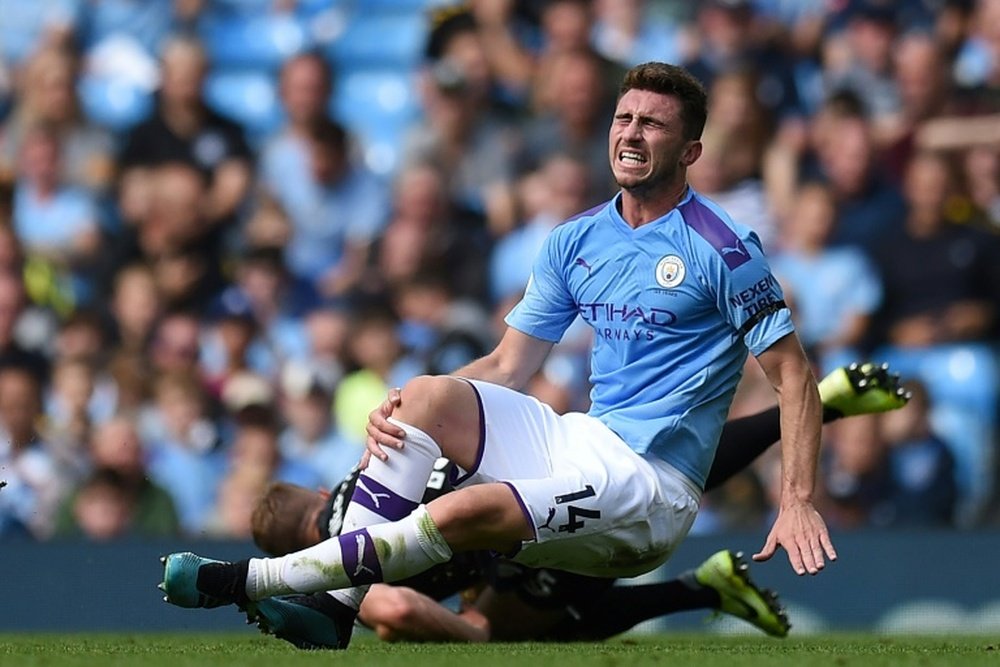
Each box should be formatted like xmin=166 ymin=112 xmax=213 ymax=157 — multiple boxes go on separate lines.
xmin=612 ymin=170 xmax=648 ymax=190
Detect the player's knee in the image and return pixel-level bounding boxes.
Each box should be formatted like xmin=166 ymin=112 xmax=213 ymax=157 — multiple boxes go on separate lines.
xmin=395 ymin=375 xmax=480 ymax=456
xmin=395 ymin=375 xmax=451 ymax=426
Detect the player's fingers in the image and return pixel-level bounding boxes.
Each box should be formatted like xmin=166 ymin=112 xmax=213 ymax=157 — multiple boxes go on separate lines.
xmin=365 ymin=421 xmax=404 ymax=450
xmin=798 ymin=536 xmax=820 ymax=574
xmin=752 ymin=533 xmax=777 ymax=562
xmin=359 ymin=449 xmax=372 ymax=470
xmin=371 ymin=406 xmax=406 ymax=439
xmin=820 ymin=529 xmax=838 ymax=561
xmin=363 ymin=432 xmax=390 ymax=463
xmin=388 ymin=387 xmax=402 ymax=405
xmin=786 ymin=542 xmax=807 ymax=576
xmin=810 ymin=539 xmax=826 ymax=572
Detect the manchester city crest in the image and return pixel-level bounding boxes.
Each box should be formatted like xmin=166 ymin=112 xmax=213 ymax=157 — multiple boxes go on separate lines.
xmin=655 ymin=255 xmax=685 ymax=288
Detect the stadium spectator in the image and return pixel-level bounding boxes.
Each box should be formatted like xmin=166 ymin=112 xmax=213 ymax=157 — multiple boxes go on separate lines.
xmin=770 ymin=182 xmax=882 ymax=371
xmin=404 ymin=44 xmax=520 ymax=236
xmin=521 ymin=48 xmax=616 ymax=200
xmin=0 ymin=363 xmax=65 ymax=539
xmin=259 ymin=52 xmax=332 ymax=222
xmin=107 ymin=263 xmax=161 ymax=354
xmin=369 ymin=161 xmax=490 ymax=303
xmin=822 ymin=2 xmax=901 ymax=140
xmin=876 ymin=380 xmax=958 ymax=527
xmin=0 ymin=46 xmax=115 ymax=195
xmin=868 ymin=151 xmax=1000 ymax=349
xmin=490 ymin=152 xmax=591 ymax=304
xmin=809 ymin=93 xmax=907 ymax=249
xmin=55 ymin=415 xmax=179 ymax=538
xmin=118 ymin=35 xmax=252 ymax=230
xmin=13 ymin=122 xmax=101 ymax=311
xmin=272 ymin=120 xmax=389 ymax=298
xmin=591 ymin=0 xmax=688 ymax=68
xmin=143 ymin=369 xmax=223 ymax=534
xmin=277 ymin=359 xmax=359 ymax=489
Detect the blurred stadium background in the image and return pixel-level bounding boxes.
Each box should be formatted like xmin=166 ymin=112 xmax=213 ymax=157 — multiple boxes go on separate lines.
xmin=0 ymin=0 xmax=998 ymax=635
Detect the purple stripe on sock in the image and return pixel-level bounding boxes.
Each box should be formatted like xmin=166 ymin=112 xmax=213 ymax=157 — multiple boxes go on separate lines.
xmin=451 ymin=380 xmax=486 ymax=486
xmin=339 ymin=528 xmax=384 ymax=586
xmin=679 ymin=197 xmax=751 ymax=271
xmin=351 ymin=475 xmax=418 ymax=521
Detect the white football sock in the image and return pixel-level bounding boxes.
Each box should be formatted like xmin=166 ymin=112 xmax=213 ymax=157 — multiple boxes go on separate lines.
xmin=246 ymin=505 xmax=453 ymax=601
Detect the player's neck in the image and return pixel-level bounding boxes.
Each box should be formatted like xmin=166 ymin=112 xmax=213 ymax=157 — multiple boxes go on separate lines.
xmin=619 ymin=179 xmax=689 ymax=229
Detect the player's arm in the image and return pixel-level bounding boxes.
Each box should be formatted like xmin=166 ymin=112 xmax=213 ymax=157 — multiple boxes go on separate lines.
xmin=359 ymin=583 xmax=489 ymax=643
xmin=751 ymin=332 xmax=837 ymax=575
xmin=364 ymin=327 xmax=554 ymax=458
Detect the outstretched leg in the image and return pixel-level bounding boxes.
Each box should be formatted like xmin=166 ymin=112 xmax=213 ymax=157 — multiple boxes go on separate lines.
xmin=705 ymin=363 xmax=910 ymax=491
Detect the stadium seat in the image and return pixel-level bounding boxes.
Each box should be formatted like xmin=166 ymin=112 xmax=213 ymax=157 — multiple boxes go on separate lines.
xmin=204 ymin=69 xmax=283 ymax=140
xmin=326 ymin=12 xmax=427 ymax=68
xmin=199 ymin=11 xmax=310 ymax=70
xmin=329 ymin=68 xmax=421 ymax=176
xmin=77 ymin=75 xmax=153 ymax=131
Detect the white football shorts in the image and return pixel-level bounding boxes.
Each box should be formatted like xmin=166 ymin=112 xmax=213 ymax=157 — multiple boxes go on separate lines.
xmin=452 ymin=379 xmax=702 ymax=578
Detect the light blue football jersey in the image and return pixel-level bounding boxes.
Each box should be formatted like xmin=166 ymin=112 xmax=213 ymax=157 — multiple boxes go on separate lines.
xmin=506 ymin=188 xmax=794 ymax=489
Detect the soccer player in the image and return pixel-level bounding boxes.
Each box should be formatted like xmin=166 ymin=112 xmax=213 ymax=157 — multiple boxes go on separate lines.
xmin=245 ymin=363 xmax=907 ymax=646
xmin=161 ymin=62 xmax=836 ymax=649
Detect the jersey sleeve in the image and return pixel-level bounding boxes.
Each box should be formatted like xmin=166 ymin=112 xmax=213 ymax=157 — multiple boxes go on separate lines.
xmin=710 ymin=232 xmax=795 ymax=356
xmin=504 ymin=229 xmax=577 ymax=343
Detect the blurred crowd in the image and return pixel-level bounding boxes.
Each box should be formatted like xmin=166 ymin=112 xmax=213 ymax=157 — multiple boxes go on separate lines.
xmin=0 ymin=0 xmax=998 ymax=543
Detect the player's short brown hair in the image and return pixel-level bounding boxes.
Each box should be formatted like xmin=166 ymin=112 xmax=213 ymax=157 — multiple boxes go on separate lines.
xmin=619 ymin=62 xmax=708 ymax=141
xmin=251 ymin=482 xmax=324 ymax=556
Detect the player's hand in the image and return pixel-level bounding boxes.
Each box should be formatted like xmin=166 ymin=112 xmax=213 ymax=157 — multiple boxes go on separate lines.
xmin=364 ymin=387 xmax=405 ymax=464
xmin=752 ymin=499 xmax=837 ymax=575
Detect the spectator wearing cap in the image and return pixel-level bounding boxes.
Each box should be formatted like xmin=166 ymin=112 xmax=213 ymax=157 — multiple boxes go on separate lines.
xmin=405 ymin=10 xmax=521 ymax=236
xmin=277 ymin=360 xmax=359 ymax=489
xmin=200 ymin=287 xmax=263 ymax=400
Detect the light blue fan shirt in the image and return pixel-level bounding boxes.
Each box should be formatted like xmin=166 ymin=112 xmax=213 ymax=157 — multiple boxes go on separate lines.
xmin=506 ymin=188 xmax=794 ymax=489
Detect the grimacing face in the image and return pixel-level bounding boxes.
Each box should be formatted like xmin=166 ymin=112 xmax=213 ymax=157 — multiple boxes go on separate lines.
xmin=608 ymin=89 xmax=699 ymax=194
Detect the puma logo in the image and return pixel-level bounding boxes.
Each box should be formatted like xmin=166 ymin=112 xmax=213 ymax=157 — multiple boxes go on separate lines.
xmin=353 ymin=533 xmax=376 ymax=578
xmin=537 ymin=507 xmax=557 ymax=533
xmin=356 ymin=479 xmax=391 ymax=509
xmin=721 ymin=243 xmax=747 ymax=257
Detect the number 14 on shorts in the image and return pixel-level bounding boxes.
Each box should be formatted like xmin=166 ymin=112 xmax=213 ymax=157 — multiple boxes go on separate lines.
xmin=542 ymin=485 xmax=601 ymax=534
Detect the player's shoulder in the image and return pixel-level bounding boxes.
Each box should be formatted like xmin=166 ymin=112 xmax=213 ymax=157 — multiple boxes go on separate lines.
xmin=552 ymin=199 xmax=615 ymax=239
xmin=677 ymin=189 xmax=763 ymax=269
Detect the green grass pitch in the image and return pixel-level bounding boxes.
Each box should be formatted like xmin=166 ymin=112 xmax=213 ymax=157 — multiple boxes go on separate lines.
xmin=1 ymin=634 xmax=998 ymax=667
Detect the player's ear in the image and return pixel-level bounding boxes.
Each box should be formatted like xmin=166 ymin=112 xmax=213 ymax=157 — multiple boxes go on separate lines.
xmin=681 ymin=140 xmax=702 ymax=167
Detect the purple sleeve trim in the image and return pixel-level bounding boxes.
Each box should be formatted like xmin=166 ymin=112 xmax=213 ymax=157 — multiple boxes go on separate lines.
xmin=679 ymin=197 xmax=751 ymax=270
